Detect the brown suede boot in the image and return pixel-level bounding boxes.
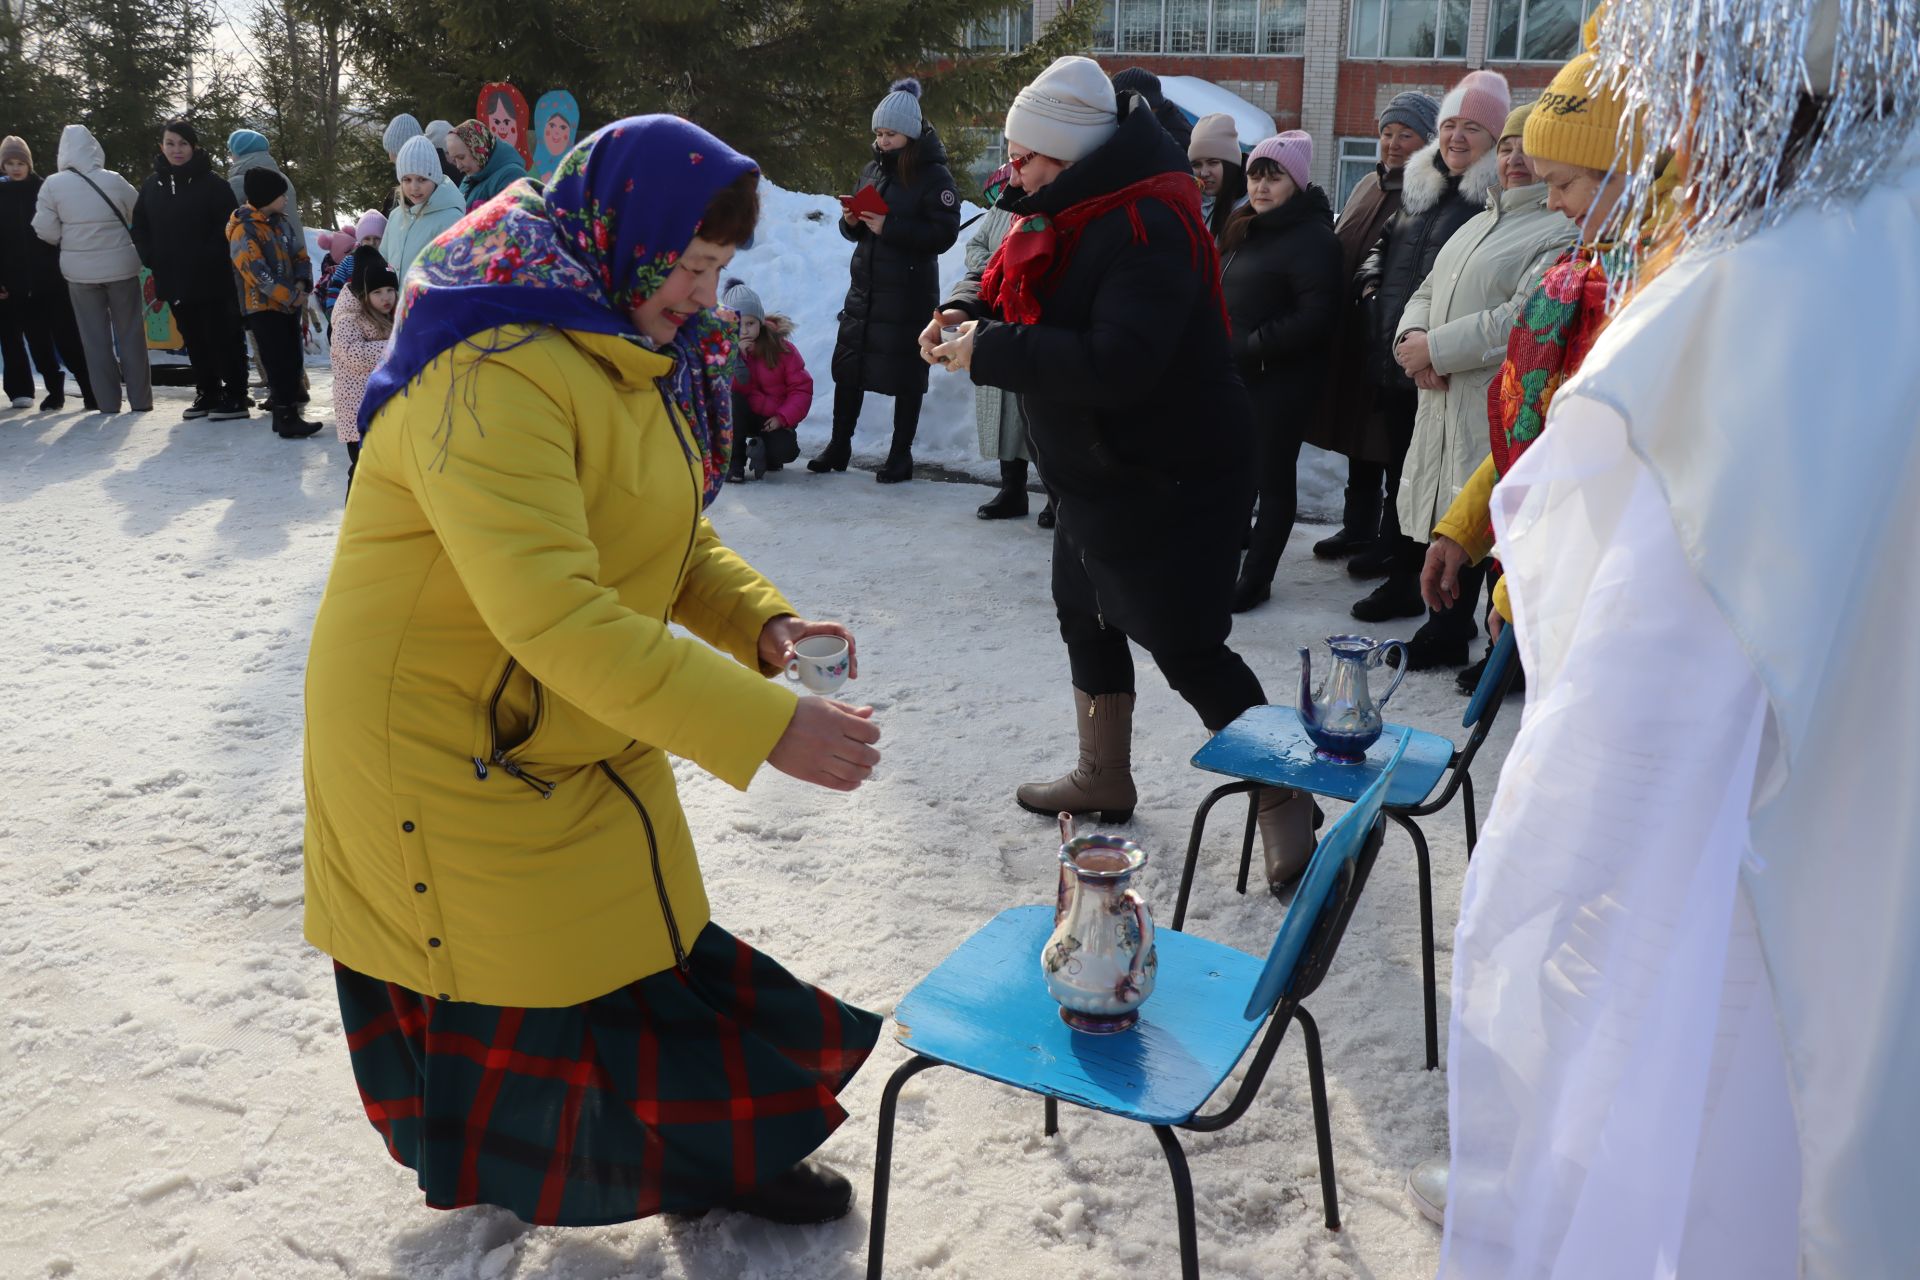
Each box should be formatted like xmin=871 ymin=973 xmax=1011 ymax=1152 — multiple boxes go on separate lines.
xmin=1259 ymin=788 xmax=1322 ymax=896
xmin=1015 ymin=689 xmax=1138 ymax=823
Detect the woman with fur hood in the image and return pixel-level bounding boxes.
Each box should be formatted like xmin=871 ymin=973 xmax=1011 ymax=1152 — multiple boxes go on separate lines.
xmin=1348 ymin=70 xmax=1509 ymax=626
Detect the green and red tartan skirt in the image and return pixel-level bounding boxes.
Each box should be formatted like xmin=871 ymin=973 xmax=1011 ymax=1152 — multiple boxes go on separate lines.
xmin=334 ymin=923 xmax=882 ymax=1226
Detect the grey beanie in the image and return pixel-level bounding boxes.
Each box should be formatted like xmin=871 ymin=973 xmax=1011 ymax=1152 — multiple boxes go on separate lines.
xmin=1110 ymin=67 xmax=1165 ymax=109
xmin=1380 ymin=91 xmax=1440 ymax=142
xmin=721 ymin=278 xmax=764 ymax=321
xmin=382 ymin=113 xmax=423 ymax=155
xmin=872 ymin=78 xmax=924 ymax=137
xmin=423 ymin=119 xmax=452 ymax=148
xmin=395 ymin=134 xmax=442 ymax=182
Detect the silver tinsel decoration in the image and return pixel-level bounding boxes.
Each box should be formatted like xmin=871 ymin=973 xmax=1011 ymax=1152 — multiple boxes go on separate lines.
xmin=1587 ymin=0 xmax=1920 ymax=307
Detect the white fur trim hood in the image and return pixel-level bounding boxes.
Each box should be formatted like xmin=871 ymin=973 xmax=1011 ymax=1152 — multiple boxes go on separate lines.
xmin=1399 ymin=140 xmax=1501 ymax=216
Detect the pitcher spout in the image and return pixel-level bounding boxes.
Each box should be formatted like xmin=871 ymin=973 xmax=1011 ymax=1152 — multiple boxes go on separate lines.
xmin=1297 ymin=646 xmax=1318 ymax=731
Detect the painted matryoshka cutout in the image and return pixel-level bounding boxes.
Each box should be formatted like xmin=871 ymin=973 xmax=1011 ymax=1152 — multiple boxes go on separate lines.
xmin=476 ymin=82 xmax=532 ymax=166
xmin=530 ymin=90 xmax=581 ymax=184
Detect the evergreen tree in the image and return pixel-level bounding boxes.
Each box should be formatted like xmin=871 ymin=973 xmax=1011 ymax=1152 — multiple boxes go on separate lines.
xmin=351 ymin=0 xmax=1099 ymax=192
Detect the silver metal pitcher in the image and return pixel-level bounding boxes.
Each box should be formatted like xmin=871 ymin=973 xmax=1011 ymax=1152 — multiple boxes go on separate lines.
xmin=1043 ymin=831 xmax=1158 ymax=1033
xmin=1298 ymin=634 xmax=1408 ymax=762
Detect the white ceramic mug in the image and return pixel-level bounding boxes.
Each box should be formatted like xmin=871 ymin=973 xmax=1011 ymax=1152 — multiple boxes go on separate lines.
xmin=785 ymin=635 xmax=850 ymax=694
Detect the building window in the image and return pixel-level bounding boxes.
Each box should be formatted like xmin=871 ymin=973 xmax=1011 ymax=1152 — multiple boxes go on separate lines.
xmin=1487 ymin=0 xmax=1594 ymax=61
xmin=1335 ymin=137 xmax=1379 ymax=210
xmin=1088 ymin=0 xmax=1307 ymax=55
xmin=1348 ymin=0 xmax=1470 ymax=60
xmin=966 ymin=6 xmax=1035 ymax=52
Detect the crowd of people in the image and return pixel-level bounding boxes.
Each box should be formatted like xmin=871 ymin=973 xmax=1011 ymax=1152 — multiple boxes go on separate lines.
xmin=9 ymin=0 xmax=1915 ymax=1269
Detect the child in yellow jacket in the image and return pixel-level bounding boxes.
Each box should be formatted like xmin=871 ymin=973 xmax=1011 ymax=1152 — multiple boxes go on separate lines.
xmin=226 ymin=166 xmax=321 ymax=438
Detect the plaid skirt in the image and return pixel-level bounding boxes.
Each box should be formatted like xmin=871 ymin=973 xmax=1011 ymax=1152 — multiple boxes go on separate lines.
xmin=334 ymin=923 xmax=882 ymax=1226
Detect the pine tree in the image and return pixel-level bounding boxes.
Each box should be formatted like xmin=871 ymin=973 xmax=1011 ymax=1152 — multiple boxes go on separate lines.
xmin=350 ymin=0 xmax=1099 ymax=192
xmin=237 ymin=0 xmax=384 ymax=230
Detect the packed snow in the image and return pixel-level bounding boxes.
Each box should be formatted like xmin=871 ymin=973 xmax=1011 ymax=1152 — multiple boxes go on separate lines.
xmin=1159 ymin=78 xmax=1279 ymax=149
xmin=1 ymin=187 xmax=1505 ymax=1279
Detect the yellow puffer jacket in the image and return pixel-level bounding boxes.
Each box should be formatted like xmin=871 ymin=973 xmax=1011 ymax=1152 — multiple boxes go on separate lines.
xmin=1431 ymin=454 xmax=1511 ymax=620
xmin=303 ymin=325 xmax=799 ymax=1007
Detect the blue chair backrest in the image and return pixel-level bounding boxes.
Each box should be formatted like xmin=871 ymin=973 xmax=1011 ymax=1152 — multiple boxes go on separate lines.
xmin=1242 ymin=730 xmax=1410 ymax=1021
xmin=1461 ymin=623 xmax=1519 ymax=730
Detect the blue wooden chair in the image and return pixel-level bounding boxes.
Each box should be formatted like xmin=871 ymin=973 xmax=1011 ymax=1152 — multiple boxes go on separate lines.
xmin=1172 ymin=624 xmax=1520 ymax=1070
xmin=865 ymin=733 xmax=1411 ymax=1280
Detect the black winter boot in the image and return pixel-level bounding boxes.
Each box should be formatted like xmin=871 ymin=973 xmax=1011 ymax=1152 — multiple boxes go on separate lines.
xmin=807 ymin=425 xmax=853 ymax=473
xmin=273 ymin=406 xmax=323 ymax=439
xmin=1351 ymin=570 xmax=1424 ymax=623
xmin=721 ymin=1158 xmax=854 ymax=1224
xmin=875 ymin=424 xmax=915 ymax=483
xmin=977 ymin=459 xmax=1029 ymax=519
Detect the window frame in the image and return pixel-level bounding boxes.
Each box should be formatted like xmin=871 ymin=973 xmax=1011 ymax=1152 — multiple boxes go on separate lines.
xmin=1086 ymin=0 xmax=1308 ymax=57
xmin=1346 ymin=0 xmax=1471 ymax=62
xmin=1485 ymin=0 xmax=1596 ymax=63
xmin=1334 ymin=136 xmax=1381 ymax=212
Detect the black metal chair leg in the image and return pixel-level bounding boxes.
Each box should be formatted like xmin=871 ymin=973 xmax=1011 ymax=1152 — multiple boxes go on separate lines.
xmin=1153 ymin=1125 xmax=1202 ymax=1280
xmin=867 ymin=1056 xmax=941 ymax=1280
xmin=1461 ymin=772 xmax=1478 ymax=856
xmin=1291 ymin=1006 xmax=1341 ymax=1231
xmin=1235 ymin=788 xmax=1259 ymax=896
xmin=1392 ymin=812 xmax=1440 ymax=1070
xmin=1173 ymin=781 xmax=1254 ymax=931
xmin=1044 ymin=1095 xmax=1058 ymax=1137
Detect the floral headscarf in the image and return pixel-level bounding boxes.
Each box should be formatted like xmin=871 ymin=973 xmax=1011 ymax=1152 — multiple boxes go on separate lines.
xmin=358 ymin=115 xmax=758 ymax=504
xmin=452 ymin=119 xmax=494 ymax=167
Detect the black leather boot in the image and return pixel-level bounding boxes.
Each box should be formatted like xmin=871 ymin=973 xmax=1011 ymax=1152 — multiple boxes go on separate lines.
xmin=807 ymin=425 xmax=853 ymax=473
xmin=977 ymin=459 xmax=1029 ymax=518
xmin=875 ymin=424 xmax=915 ymax=483
xmin=722 ymin=1158 xmax=854 ymax=1224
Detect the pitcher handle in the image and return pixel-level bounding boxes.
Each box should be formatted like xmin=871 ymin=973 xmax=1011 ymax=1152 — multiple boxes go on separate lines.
xmin=1374 ymin=640 xmax=1410 ymax=710
xmin=1123 ymin=889 xmax=1155 ymax=998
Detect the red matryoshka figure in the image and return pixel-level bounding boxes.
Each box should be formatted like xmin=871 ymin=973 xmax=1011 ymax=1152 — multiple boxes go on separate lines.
xmin=476 ymin=83 xmax=532 ymax=167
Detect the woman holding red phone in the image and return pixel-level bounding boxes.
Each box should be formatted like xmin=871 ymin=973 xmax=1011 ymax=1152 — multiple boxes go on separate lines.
xmin=810 ymin=77 xmax=960 ymax=482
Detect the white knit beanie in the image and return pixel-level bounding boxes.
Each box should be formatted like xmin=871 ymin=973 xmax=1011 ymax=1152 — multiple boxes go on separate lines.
xmin=394 ymin=134 xmax=442 ymax=182
xmin=1005 ymin=55 xmax=1118 ymax=163
xmin=423 ymin=119 xmax=452 ymax=149
xmin=382 ymin=113 xmax=423 ymax=156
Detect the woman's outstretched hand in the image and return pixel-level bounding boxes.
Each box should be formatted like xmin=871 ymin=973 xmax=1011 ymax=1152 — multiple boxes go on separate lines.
xmin=768 ymin=698 xmax=881 ymax=791
xmin=919 ymin=308 xmax=969 ymax=364
xmin=758 ymin=615 xmax=858 ymax=679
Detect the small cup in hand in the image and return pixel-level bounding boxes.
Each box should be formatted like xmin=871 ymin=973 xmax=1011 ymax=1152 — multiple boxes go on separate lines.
xmin=786 ymin=636 xmax=851 ymax=695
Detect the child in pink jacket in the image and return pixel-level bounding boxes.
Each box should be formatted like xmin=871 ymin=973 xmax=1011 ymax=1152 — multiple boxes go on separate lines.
xmin=330 ymin=250 xmax=397 ymax=494
xmin=722 ymin=279 xmax=813 ymax=482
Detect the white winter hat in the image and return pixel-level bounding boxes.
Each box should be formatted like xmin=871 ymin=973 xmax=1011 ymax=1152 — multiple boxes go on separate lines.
xmin=720 ymin=278 xmax=764 ymax=321
xmin=394 ymin=134 xmax=442 ymax=182
xmin=1005 ymin=55 xmax=1118 ymax=164
xmin=423 ymin=119 xmax=452 ymax=148
xmin=382 ymin=113 xmax=423 ymax=156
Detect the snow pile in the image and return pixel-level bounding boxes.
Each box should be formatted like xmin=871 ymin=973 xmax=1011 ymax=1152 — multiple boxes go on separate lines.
xmin=728 ymin=183 xmax=1345 ymax=515
xmin=1161 ymin=77 xmax=1278 ymax=148
xmin=0 ymin=374 xmax=1513 ymax=1277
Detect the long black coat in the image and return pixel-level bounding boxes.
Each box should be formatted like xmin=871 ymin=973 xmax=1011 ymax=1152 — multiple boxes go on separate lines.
xmin=1220 ymin=184 xmax=1343 ymax=427
xmin=0 ymin=172 xmax=63 ymax=298
xmin=949 ymin=100 xmax=1252 ymax=525
xmin=1357 ymin=143 xmax=1497 ymax=391
xmin=132 ymin=148 xmax=240 ymax=304
xmin=831 ymin=127 xmax=960 ymax=397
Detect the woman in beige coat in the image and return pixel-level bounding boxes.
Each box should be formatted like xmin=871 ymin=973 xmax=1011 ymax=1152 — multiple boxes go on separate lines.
xmin=1385 ymin=104 xmax=1572 ymax=669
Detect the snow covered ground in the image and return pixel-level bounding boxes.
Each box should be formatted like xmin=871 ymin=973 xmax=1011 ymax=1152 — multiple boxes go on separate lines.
xmin=2 ymin=370 xmax=1518 ymax=1280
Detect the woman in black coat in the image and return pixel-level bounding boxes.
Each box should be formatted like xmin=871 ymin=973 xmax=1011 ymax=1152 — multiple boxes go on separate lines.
xmin=131 ymin=119 xmax=251 ymax=419
xmin=1347 ymin=113 xmax=1501 ymax=619
xmin=810 ymin=79 xmax=960 ymax=483
xmin=0 ymin=135 xmax=91 ymax=410
xmin=928 ymin=59 xmax=1323 ymax=892
xmin=1219 ymin=134 xmax=1344 ymax=612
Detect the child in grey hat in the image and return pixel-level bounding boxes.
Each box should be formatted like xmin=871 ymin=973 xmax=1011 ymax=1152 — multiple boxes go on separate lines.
xmin=723 ymin=279 xmax=814 ymax=482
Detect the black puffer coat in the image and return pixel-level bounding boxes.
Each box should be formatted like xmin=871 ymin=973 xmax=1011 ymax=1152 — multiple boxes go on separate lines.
xmin=0 ymin=172 xmax=62 ymax=298
xmin=1357 ymin=141 xmax=1499 ymax=390
xmin=132 ymin=148 xmax=240 ymax=303
xmin=831 ymin=126 xmax=960 ymax=397
xmin=1220 ymin=183 xmax=1343 ymax=425
xmin=948 ymin=99 xmax=1252 ymax=521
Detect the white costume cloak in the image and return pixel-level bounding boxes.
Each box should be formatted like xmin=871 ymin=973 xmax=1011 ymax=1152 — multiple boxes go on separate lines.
xmin=1440 ymin=134 xmax=1920 ymax=1280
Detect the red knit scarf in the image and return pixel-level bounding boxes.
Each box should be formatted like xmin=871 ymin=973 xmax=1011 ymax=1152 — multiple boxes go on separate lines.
xmin=978 ymin=171 xmax=1230 ymax=334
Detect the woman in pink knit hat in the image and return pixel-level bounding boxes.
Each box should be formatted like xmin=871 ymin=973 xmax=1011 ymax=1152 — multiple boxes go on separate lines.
xmin=1347 ymin=68 xmax=1508 ymax=628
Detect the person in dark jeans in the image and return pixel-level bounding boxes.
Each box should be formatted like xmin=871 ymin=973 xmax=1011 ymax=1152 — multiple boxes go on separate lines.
xmin=133 ymin=118 xmax=251 ymax=420
xmin=0 ymin=136 xmax=92 ymax=410
xmin=225 ymin=167 xmax=320 ymax=438
xmin=930 ymin=57 xmax=1321 ymax=893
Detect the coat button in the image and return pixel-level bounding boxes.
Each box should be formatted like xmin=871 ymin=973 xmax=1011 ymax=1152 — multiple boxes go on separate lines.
xmin=402 ymin=821 xmax=415 ymax=832
xmin=414 ymin=883 xmax=427 ymax=893
xmin=439 ymin=994 xmax=450 ymax=1001
xmin=428 ymin=937 xmax=441 ymax=947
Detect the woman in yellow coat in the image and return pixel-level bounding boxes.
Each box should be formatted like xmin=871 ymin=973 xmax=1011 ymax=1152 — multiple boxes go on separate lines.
xmin=303 ymin=116 xmax=886 ymax=1229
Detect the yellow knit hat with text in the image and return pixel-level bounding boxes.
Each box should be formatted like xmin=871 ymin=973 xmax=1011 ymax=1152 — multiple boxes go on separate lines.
xmin=1523 ymin=51 xmax=1643 ymax=173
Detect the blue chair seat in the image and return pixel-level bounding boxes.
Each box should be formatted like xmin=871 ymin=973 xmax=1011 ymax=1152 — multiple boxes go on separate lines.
xmin=1188 ymin=706 xmax=1452 ymax=807
xmin=893 ymin=905 xmax=1266 ymax=1127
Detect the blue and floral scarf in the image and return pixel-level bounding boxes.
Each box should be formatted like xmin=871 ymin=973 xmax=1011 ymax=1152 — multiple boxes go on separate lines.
xmin=358 ymin=115 xmax=757 ymax=504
